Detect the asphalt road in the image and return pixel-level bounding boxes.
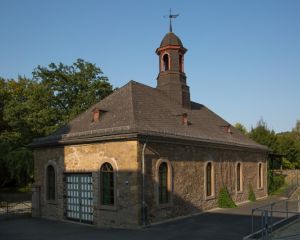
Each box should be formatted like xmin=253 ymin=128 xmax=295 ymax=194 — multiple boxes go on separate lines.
xmin=0 ymin=197 xmax=285 ymax=240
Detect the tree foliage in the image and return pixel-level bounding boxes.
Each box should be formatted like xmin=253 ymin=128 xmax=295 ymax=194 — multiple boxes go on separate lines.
xmin=277 ymin=131 xmax=300 ymax=169
xmin=235 ymin=119 xmax=300 ymax=170
xmin=234 ymin=122 xmax=248 ymax=135
xmin=248 ymin=119 xmax=278 ymax=151
xmin=0 ymin=59 xmax=113 ymax=187
xmin=293 ymin=120 xmax=300 ymax=132
xmin=33 ymin=58 xmax=113 ymax=124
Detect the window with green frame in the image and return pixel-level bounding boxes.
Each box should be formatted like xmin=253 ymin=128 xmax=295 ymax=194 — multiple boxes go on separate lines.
xmin=159 ymin=162 xmax=168 ymax=204
xmin=101 ymin=163 xmax=114 ymax=205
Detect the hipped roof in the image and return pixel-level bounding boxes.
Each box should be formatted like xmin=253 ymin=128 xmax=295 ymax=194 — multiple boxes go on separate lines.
xmin=31 ymin=81 xmax=268 ymax=152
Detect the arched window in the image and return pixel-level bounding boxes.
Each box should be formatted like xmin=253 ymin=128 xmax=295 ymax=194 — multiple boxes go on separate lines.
xmin=236 ymin=163 xmax=241 ymax=192
xmin=206 ymin=162 xmax=213 ymax=197
xmin=46 ymin=165 xmax=55 ymax=200
xmin=159 ymin=162 xmax=168 ymax=204
xmin=179 ymin=54 xmax=183 ymax=72
xmin=101 ymin=163 xmax=114 ymax=205
xmin=258 ymin=163 xmax=263 ymax=189
xmin=162 ymin=54 xmax=169 ymax=71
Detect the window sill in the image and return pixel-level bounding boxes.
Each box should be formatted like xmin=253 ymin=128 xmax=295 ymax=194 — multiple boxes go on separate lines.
xmin=204 ymin=195 xmax=216 ymax=201
xmin=46 ymin=200 xmax=57 ymax=205
xmin=157 ymin=202 xmax=173 ymax=209
xmin=98 ymin=205 xmax=117 ymax=211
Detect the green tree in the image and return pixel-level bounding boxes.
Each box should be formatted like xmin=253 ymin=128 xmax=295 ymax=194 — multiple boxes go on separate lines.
xmin=293 ymin=120 xmax=300 ymax=132
xmin=234 ymin=122 xmax=248 ymax=135
xmin=277 ymin=132 xmax=300 ymax=169
xmin=33 ymin=58 xmax=113 ymax=124
xmin=0 ymin=78 xmax=9 ymax=132
xmin=248 ymin=119 xmax=278 ymax=151
xmin=0 ymin=77 xmax=42 ymax=186
xmin=0 ymin=59 xmax=114 ymax=188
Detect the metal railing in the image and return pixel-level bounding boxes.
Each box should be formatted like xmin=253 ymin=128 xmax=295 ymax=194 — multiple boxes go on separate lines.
xmin=283 ymin=170 xmax=300 ymax=198
xmin=0 ymin=192 xmax=32 ymax=217
xmin=247 ymin=197 xmax=300 ymax=239
xmin=0 ymin=201 xmax=32 ymax=216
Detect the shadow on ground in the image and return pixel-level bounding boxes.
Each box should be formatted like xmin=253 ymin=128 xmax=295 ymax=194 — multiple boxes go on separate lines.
xmin=0 ymin=210 xmax=284 ymax=240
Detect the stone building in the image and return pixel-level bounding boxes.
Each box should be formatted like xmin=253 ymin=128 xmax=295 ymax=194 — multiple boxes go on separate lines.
xmin=31 ymin=29 xmax=268 ymax=228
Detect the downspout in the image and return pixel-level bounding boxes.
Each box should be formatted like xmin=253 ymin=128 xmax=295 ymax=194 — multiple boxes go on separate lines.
xmin=141 ymin=137 xmax=149 ymax=226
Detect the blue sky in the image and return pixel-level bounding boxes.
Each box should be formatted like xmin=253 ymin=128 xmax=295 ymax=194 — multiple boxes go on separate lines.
xmin=1 ymin=0 xmax=299 ymax=133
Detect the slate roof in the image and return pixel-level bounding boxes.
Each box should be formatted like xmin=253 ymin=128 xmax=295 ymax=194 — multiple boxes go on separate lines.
xmin=160 ymin=32 xmax=183 ymax=48
xmin=31 ymin=81 xmax=268 ymax=151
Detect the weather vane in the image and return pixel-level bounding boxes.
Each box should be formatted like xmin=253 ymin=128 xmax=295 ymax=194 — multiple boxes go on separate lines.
xmin=164 ymin=8 xmax=179 ymax=32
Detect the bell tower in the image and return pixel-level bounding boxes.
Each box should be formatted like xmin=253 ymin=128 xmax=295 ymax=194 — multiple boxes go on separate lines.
xmin=156 ymin=23 xmax=191 ymax=108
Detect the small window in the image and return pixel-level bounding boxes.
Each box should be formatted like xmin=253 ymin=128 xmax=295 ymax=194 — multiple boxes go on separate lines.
xmin=100 ymin=163 xmax=114 ymax=205
xmin=162 ymin=54 xmax=169 ymax=71
xmin=206 ymin=162 xmax=213 ymax=197
xmin=236 ymin=163 xmax=242 ymax=192
xmin=258 ymin=163 xmax=263 ymax=189
xmin=159 ymin=162 xmax=168 ymax=204
xmin=46 ymin=165 xmax=55 ymax=200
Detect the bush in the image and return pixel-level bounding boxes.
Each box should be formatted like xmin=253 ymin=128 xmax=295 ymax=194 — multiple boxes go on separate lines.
xmin=218 ymin=187 xmax=236 ymax=208
xmin=282 ymin=158 xmax=295 ymax=169
xmin=248 ymin=184 xmax=256 ymax=202
xmin=268 ymin=172 xmax=285 ymax=194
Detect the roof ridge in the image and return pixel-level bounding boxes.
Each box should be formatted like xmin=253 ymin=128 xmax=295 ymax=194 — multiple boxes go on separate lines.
xmin=127 ymin=81 xmax=137 ymax=129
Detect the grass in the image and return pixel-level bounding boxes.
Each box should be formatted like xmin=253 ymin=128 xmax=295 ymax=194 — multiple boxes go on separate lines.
xmin=270 ymin=182 xmax=289 ymax=196
xmin=16 ymin=184 xmax=32 ymax=193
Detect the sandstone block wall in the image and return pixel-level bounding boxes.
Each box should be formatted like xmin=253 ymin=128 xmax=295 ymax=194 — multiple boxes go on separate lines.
xmin=34 ymin=140 xmax=140 ymax=228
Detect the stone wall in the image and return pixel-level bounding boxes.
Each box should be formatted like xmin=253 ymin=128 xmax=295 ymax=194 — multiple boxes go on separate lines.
xmin=34 ymin=138 xmax=268 ymax=228
xmin=34 ymin=147 xmax=65 ymax=220
xmin=141 ymin=141 xmax=268 ymax=224
xmin=34 ymin=140 xmax=140 ymax=228
xmin=281 ymin=169 xmax=300 ymax=184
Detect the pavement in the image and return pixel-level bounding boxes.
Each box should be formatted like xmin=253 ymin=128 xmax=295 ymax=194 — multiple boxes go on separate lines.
xmin=271 ymin=218 xmax=300 ymax=240
xmin=0 ymin=196 xmax=288 ymax=240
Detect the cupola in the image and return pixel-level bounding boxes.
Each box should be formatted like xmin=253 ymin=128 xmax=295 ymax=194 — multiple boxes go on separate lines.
xmin=156 ymin=29 xmax=191 ymax=108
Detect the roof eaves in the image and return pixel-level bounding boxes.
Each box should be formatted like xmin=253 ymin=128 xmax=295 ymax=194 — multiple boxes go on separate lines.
xmin=136 ymin=130 xmax=269 ymax=152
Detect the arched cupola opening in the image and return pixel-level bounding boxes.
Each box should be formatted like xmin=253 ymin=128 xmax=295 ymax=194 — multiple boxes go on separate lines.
xmin=162 ymin=54 xmax=169 ymax=71
xmin=179 ymin=54 xmax=183 ymax=72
